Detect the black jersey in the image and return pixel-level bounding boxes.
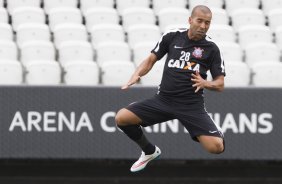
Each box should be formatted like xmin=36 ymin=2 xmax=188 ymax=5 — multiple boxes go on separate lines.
xmin=151 ymin=28 xmax=225 ymax=105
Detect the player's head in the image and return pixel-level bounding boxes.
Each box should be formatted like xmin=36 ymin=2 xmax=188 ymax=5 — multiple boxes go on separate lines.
xmin=188 ymin=5 xmax=212 ymax=41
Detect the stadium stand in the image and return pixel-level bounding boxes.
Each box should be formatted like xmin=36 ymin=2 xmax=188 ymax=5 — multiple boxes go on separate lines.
xmin=225 ymin=0 xmax=260 ymax=14
xmin=224 ymin=62 xmax=251 ymax=87
xmin=121 ymin=7 xmax=156 ymax=32
xmin=238 ymin=25 xmax=273 ymax=49
xmin=16 ymin=23 xmax=50 ymax=48
xmin=0 ymin=0 xmax=280 ymax=87
xmin=158 ymin=7 xmax=190 ymax=32
xmin=58 ymin=40 xmax=94 ymax=66
xmin=252 ymin=62 xmax=282 ymax=87
xmin=152 ymin=0 xmax=187 ymax=14
xmin=25 ymin=60 xmax=61 ymax=85
xmin=95 ymin=41 xmax=131 ymax=65
xmin=100 ymin=61 xmax=135 ymax=85
xmin=83 ymin=7 xmax=119 ymax=31
xmin=132 ymin=41 xmax=157 ymax=66
xmin=0 ymin=7 xmax=8 ymax=23
xmin=116 ymin=0 xmax=150 ymax=13
xmin=43 ymin=0 xmax=78 ymax=14
xmin=127 ymin=24 xmax=161 ymax=48
xmin=20 ymin=40 xmax=55 ymax=66
xmin=64 ymin=61 xmax=99 ymax=85
xmin=0 ymin=23 xmax=13 ymax=41
xmin=80 ymin=0 xmax=115 ymax=13
xmin=230 ymin=8 xmax=266 ymax=31
xmin=207 ymin=25 xmax=236 ymax=42
xmin=0 ymin=60 xmax=22 ymax=84
xmin=6 ymin=0 xmax=41 ymax=14
xmin=268 ymin=8 xmax=282 ymax=32
xmin=261 ymin=0 xmax=282 ymax=14
xmin=53 ymin=23 xmax=88 ymax=48
xmin=48 ymin=7 xmax=83 ymax=32
xmin=141 ymin=59 xmax=165 ymax=86
xmin=11 ymin=7 xmax=45 ymax=31
xmin=0 ymin=41 xmax=18 ymax=61
xmin=245 ymin=42 xmax=280 ymax=67
xmin=216 ymin=42 xmax=243 ymax=62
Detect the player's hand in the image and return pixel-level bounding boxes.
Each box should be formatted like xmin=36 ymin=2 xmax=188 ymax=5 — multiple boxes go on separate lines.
xmin=121 ymin=75 xmax=141 ymax=90
xmin=191 ymin=71 xmax=206 ymax=93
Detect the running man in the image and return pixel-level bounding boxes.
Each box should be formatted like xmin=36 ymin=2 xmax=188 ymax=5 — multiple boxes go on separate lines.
xmin=115 ymin=5 xmax=225 ymax=172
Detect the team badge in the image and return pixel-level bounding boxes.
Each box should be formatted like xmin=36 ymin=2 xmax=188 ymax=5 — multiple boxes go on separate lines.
xmin=192 ymin=47 xmax=204 ymax=58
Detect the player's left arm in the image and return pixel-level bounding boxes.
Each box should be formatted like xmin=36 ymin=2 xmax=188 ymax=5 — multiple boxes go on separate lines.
xmin=191 ymin=72 xmax=224 ymax=93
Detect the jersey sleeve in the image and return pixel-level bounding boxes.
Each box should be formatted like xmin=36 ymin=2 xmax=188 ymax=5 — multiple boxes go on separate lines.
xmin=210 ymin=48 xmax=226 ymax=78
xmin=151 ymin=31 xmax=174 ymax=60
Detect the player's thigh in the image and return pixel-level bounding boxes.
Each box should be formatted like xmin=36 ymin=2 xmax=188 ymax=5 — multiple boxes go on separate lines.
xmin=115 ymin=108 xmax=142 ymax=125
xmin=124 ymin=97 xmax=174 ymax=127
xmin=177 ymin=111 xmax=224 ymax=141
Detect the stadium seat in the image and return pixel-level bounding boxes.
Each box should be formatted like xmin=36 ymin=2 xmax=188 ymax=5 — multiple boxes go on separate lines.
xmin=133 ymin=42 xmax=156 ymax=66
xmin=252 ymin=62 xmax=282 ymax=87
xmin=64 ymin=61 xmax=99 ymax=85
xmin=100 ymin=61 xmax=135 ymax=86
xmin=84 ymin=7 xmax=119 ymax=31
xmin=95 ymin=41 xmax=131 ymax=65
xmin=48 ymin=7 xmax=83 ymax=32
xmin=209 ymin=8 xmax=229 ymax=25
xmin=6 ymin=0 xmax=41 ymax=14
xmin=0 ymin=41 xmax=18 ymax=61
xmin=268 ymin=9 xmax=282 ymax=32
xmin=152 ymin=0 xmax=187 ymax=14
xmin=158 ymin=8 xmax=190 ymax=32
xmin=25 ymin=60 xmax=61 ymax=85
xmin=230 ymin=8 xmax=265 ymax=31
xmin=0 ymin=60 xmax=23 ymax=85
xmin=116 ymin=0 xmax=150 ymax=13
xmin=53 ymin=23 xmax=88 ymax=48
xmin=0 ymin=7 xmax=8 ymax=23
xmin=224 ymin=62 xmax=250 ymax=87
xmin=20 ymin=41 xmax=55 ymax=66
xmin=261 ymin=0 xmax=282 ymax=14
xmin=275 ymin=26 xmax=282 ymax=50
xmin=216 ymin=42 xmax=243 ymax=63
xmin=90 ymin=24 xmax=125 ymax=46
xmin=245 ymin=43 xmax=280 ymax=67
xmin=225 ymin=0 xmax=260 ymax=14
xmin=0 ymin=23 xmax=13 ymax=41
xmin=207 ymin=25 xmax=236 ymax=43
xmin=43 ymin=0 xmax=77 ymax=14
xmin=11 ymin=7 xmax=45 ymax=31
xmin=238 ymin=25 xmax=273 ymax=49
xmin=189 ymin=0 xmax=224 ymax=10
xmin=127 ymin=24 xmax=161 ymax=48
xmin=141 ymin=60 xmax=165 ymax=86
xmin=16 ymin=23 xmax=50 ymax=48
xmin=58 ymin=41 xmax=94 ymax=66
xmin=121 ymin=7 xmax=156 ymax=32
xmin=80 ymin=0 xmax=114 ymax=14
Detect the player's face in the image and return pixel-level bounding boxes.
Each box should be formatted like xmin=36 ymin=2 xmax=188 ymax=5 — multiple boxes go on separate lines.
xmin=188 ymin=11 xmax=212 ymax=40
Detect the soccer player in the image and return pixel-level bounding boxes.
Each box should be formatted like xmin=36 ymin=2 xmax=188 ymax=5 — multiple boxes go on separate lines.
xmin=115 ymin=5 xmax=225 ymax=172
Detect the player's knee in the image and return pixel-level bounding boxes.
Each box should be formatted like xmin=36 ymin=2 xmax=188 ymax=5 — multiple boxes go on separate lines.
xmin=115 ymin=109 xmax=125 ymax=126
xmin=115 ymin=108 xmax=140 ymax=126
xmin=207 ymin=141 xmax=224 ymax=154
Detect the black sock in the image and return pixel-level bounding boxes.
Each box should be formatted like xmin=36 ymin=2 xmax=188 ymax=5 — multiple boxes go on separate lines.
xmin=118 ymin=124 xmax=155 ymax=155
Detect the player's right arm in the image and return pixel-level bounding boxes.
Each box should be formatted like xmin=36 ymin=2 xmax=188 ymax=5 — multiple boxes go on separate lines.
xmin=121 ymin=53 xmax=158 ymax=90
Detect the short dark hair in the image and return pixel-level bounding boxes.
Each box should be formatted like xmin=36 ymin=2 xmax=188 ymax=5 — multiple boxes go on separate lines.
xmin=191 ymin=5 xmax=212 ymax=17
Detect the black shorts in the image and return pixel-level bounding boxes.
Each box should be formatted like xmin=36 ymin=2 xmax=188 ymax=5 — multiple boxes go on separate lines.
xmin=125 ymin=95 xmax=224 ymax=142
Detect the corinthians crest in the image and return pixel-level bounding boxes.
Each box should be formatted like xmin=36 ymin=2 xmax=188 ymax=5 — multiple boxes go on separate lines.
xmin=192 ymin=47 xmax=204 ymax=58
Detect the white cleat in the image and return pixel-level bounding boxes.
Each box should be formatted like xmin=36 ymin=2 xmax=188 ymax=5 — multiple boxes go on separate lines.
xmin=130 ymin=146 xmax=161 ymax=172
